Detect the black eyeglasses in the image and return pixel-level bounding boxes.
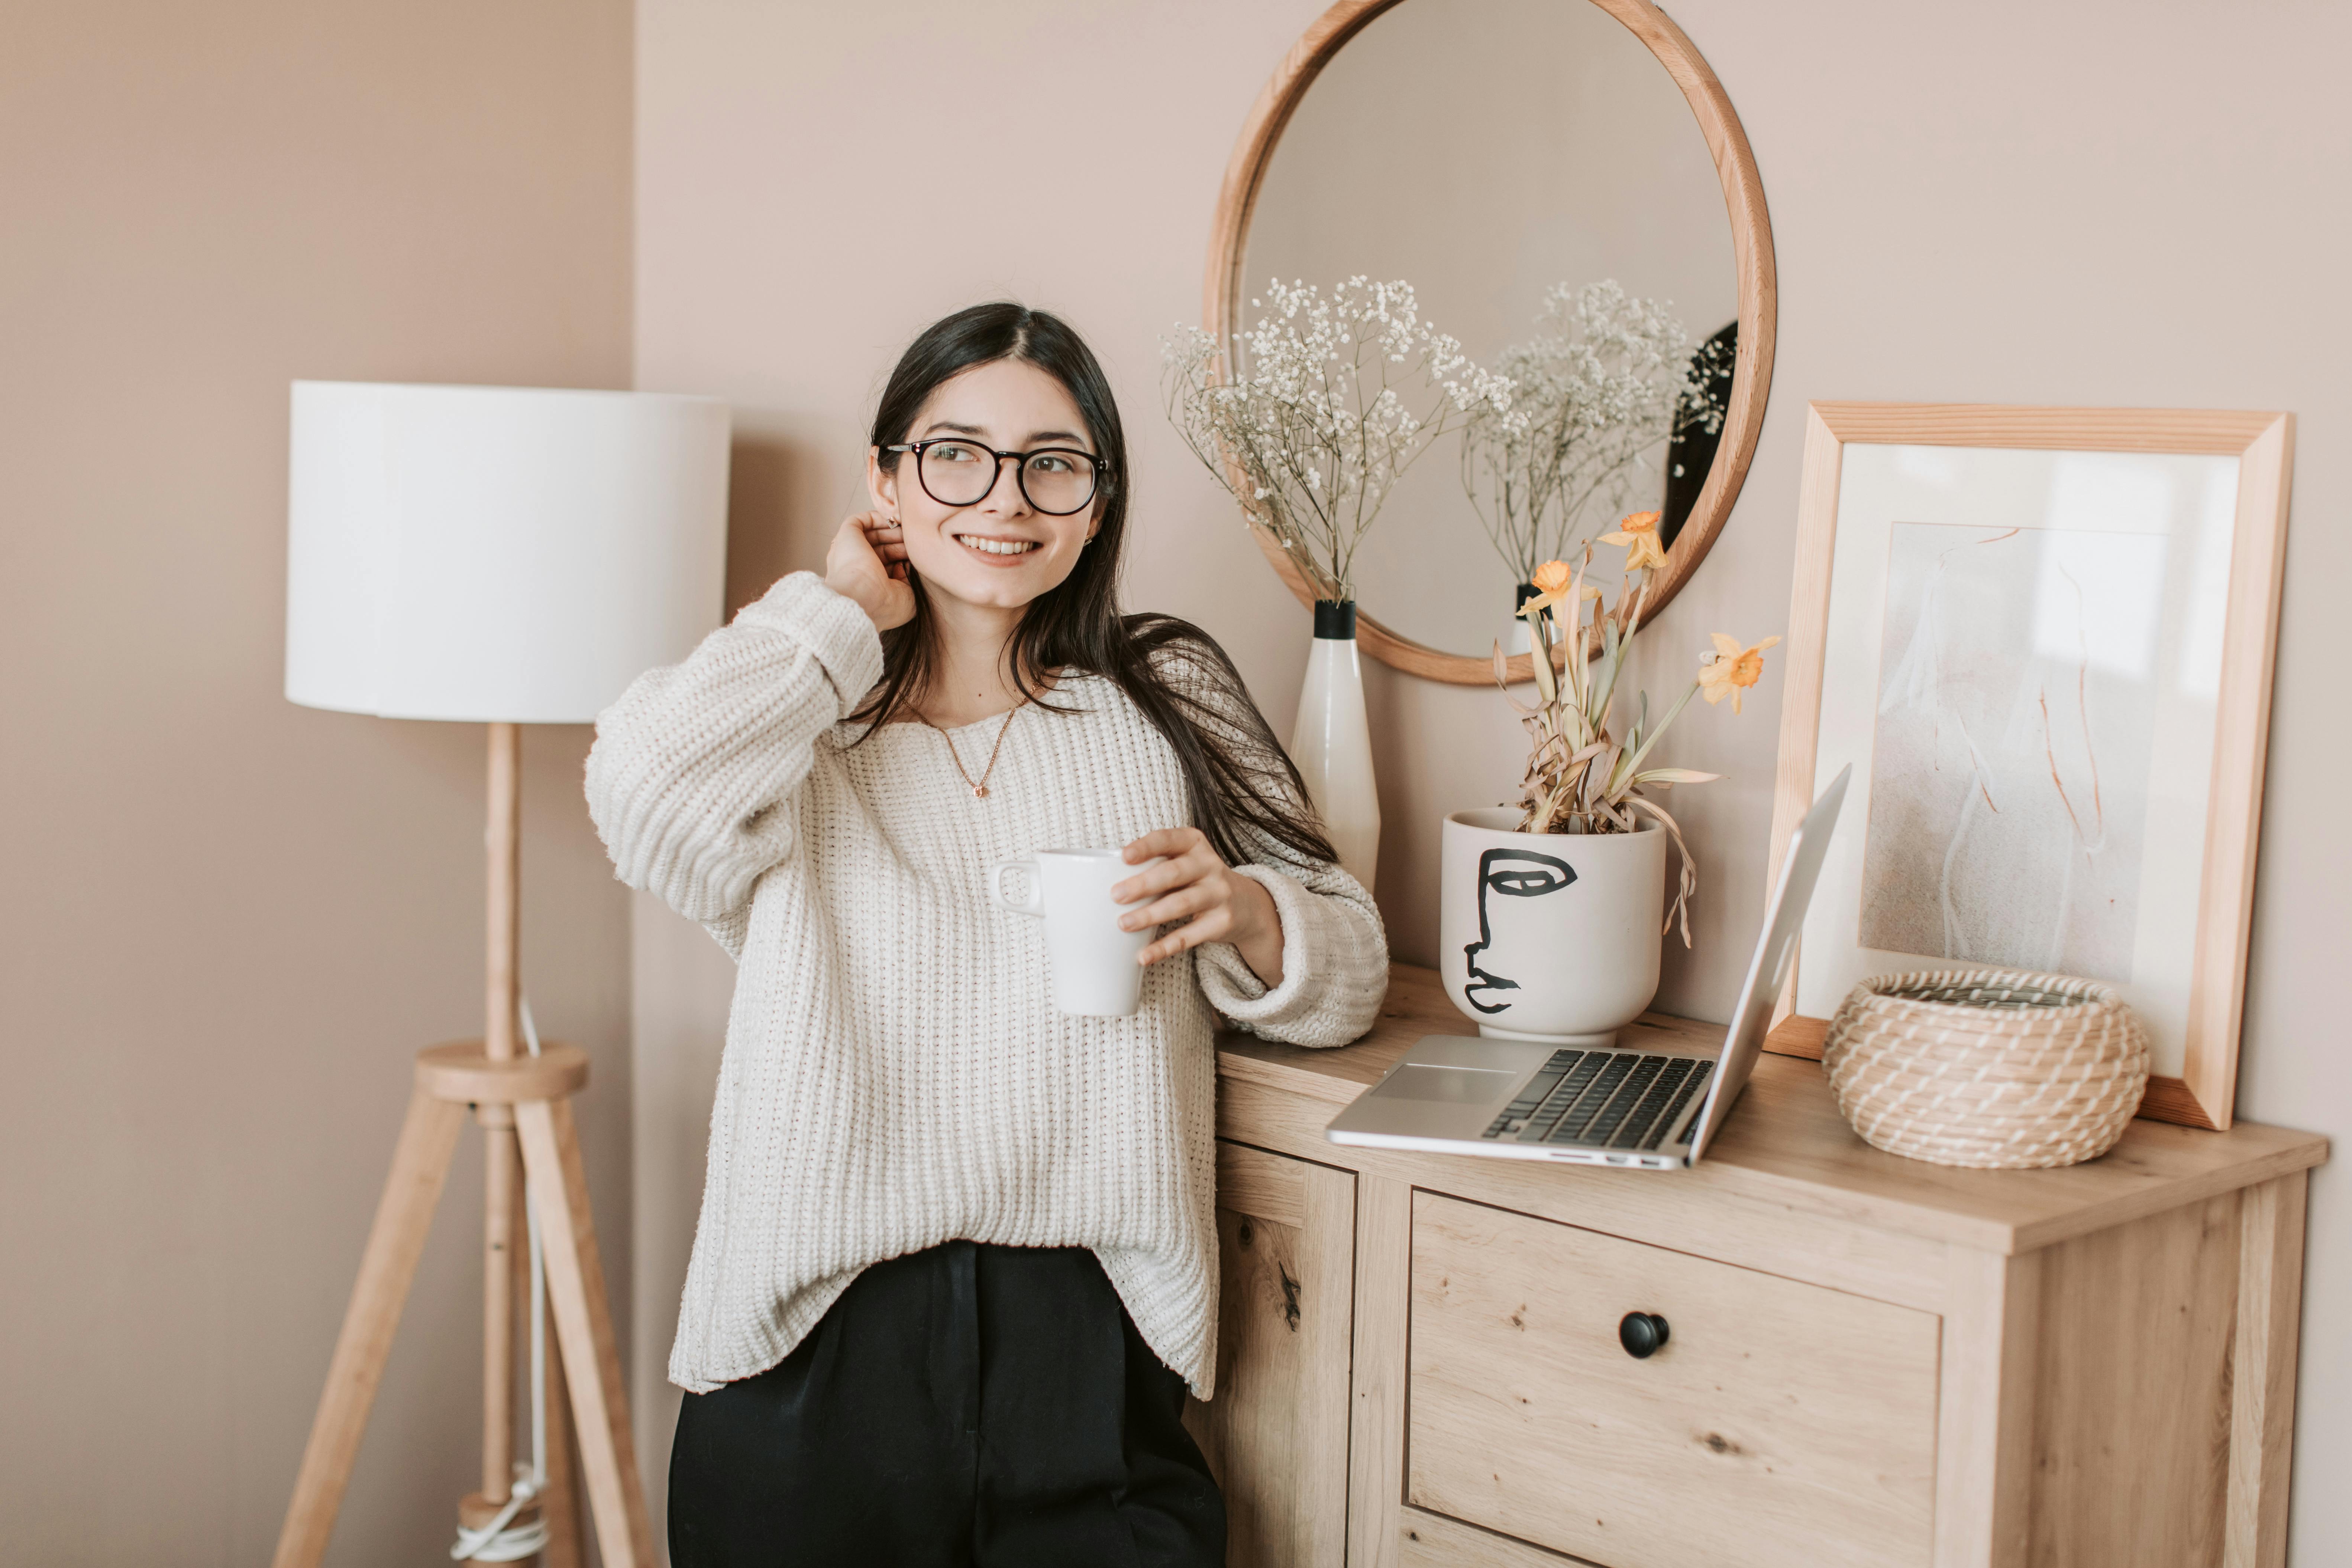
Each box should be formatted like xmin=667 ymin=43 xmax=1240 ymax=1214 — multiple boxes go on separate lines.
xmin=883 ymin=438 xmax=1108 ymax=517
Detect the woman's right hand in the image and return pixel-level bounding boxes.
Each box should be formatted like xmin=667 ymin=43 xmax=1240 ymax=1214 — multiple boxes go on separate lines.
xmin=824 ymin=511 xmax=916 ymax=631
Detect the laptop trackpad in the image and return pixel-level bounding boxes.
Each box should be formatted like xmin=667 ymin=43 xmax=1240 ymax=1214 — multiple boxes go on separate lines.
xmin=1380 ymin=1064 xmax=1514 ymax=1104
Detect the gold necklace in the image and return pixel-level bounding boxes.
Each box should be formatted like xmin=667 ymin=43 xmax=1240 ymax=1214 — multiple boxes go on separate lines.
xmin=921 ymin=698 xmax=1026 ymax=798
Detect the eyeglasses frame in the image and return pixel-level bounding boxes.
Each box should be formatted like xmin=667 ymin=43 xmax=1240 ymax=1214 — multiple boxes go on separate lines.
xmin=881 ymin=438 xmax=1111 ymax=517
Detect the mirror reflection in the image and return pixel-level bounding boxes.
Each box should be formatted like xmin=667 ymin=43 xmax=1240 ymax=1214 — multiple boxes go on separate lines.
xmin=1243 ymin=0 xmax=1740 ymax=658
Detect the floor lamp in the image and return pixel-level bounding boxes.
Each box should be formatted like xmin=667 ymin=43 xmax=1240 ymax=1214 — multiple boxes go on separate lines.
xmin=274 ymin=381 xmax=729 ymax=1567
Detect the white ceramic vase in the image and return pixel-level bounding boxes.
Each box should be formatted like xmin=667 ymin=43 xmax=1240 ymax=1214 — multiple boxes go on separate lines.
xmin=1506 ymin=582 xmax=1536 ymax=655
xmin=1292 ymin=602 xmax=1381 ymax=889
xmin=1438 ymin=808 xmax=1664 ymax=1045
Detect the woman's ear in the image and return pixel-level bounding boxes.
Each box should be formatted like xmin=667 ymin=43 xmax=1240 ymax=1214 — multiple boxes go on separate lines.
xmin=866 ymin=446 xmax=899 ymax=520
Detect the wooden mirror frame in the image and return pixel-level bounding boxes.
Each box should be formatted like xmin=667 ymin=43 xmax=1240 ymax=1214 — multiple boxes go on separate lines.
xmin=1205 ymin=0 xmax=1778 ymax=684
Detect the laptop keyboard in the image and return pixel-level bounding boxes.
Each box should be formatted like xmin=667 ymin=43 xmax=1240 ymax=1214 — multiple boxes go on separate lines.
xmin=1479 ymin=1050 xmax=1713 ymax=1152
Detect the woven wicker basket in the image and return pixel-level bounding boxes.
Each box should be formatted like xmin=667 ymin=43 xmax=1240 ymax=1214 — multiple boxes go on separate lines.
xmin=1821 ymin=969 xmax=2149 ymax=1169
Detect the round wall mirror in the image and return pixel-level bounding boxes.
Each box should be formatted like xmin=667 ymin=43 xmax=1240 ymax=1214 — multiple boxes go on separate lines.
xmin=1206 ymin=0 xmax=1775 ymax=683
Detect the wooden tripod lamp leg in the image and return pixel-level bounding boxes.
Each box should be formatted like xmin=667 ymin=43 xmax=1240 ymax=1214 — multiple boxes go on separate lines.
xmin=273 ymin=1089 xmax=468 ymax=1568
xmin=514 ymin=1174 xmax=584 ymax=1568
xmin=517 ymin=1093 xmax=658 ymax=1568
xmin=539 ymin=1326 xmax=586 ymax=1568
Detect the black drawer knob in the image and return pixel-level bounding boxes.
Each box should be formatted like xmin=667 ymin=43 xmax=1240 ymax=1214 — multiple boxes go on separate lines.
xmin=1619 ymin=1311 xmax=1670 ymax=1358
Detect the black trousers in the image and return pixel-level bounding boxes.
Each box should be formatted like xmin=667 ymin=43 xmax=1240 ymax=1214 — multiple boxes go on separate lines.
xmin=668 ymin=1241 xmax=1226 ymax=1567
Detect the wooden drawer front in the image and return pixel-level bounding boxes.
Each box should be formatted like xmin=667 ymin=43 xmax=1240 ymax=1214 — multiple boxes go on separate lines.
xmin=1409 ymin=1193 xmax=1939 ymax=1568
xmin=1401 ymin=1504 xmax=1586 ymax=1565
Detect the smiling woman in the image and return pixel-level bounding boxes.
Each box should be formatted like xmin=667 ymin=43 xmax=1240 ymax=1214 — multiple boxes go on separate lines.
xmin=837 ymin=305 xmax=1344 ymax=875
xmin=859 ymin=361 xmax=1104 ymax=623
xmin=584 ymin=301 xmax=1390 ymax=1564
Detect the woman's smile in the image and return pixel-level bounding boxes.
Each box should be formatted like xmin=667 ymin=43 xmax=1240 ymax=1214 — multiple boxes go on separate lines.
xmin=952 ymin=530 xmax=1043 ymax=561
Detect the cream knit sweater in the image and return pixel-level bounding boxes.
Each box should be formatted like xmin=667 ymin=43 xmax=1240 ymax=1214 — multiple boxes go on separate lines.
xmin=584 ymin=573 xmax=1387 ymax=1396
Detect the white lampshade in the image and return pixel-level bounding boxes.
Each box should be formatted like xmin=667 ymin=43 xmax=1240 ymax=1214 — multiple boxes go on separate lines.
xmin=286 ymin=381 xmax=730 ymax=724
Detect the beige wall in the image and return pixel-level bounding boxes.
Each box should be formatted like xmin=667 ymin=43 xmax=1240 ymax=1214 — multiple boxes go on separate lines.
xmin=637 ymin=0 xmax=2350 ymax=1558
xmin=0 ymin=3 xmax=635 ymax=1563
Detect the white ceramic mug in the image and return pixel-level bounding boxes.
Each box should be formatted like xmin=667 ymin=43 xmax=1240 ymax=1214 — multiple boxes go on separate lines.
xmin=987 ymin=848 xmax=1161 ymax=1017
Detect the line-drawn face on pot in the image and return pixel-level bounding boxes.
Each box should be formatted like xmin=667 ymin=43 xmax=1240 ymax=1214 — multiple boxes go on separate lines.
xmin=1462 ymin=847 xmax=1578 ymax=1014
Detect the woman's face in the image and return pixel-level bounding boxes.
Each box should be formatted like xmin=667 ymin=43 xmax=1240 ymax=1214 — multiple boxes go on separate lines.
xmin=869 ymin=358 xmax=1103 ymax=614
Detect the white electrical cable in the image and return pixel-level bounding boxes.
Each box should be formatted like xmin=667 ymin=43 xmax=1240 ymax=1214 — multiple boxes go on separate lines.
xmin=450 ymin=998 xmax=553 ymax=1563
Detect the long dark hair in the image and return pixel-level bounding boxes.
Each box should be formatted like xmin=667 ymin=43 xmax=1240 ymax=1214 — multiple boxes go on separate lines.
xmin=852 ymin=302 xmax=1335 ymax=869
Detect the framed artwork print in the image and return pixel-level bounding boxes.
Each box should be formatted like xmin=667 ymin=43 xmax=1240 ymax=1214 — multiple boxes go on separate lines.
xmin=1764 ymin=402 xmax=2293 ymax=1130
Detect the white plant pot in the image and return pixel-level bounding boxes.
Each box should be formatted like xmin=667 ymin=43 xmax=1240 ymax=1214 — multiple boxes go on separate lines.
xmin=1438 ymin=808 xmax=1664 ymax=1045
xmin=1292 ymin=605 xmax=1380 ymax=890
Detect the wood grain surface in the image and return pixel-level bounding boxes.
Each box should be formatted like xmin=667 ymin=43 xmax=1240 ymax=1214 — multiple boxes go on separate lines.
xmin=2226 ymin=1174 xmax=2308 ymax=1568
xmin=2024 ymin=1193 xmax=2240 ymax=1566
xmin=1209 ymin=967 xmax=2323 ymax=1568
xmin=1399 ymin=1504 xmax=1603 ymax=1566
xmin=1347 ymin=1173 xmax=1416 ymax=1568
xmin=1216 ymin=965 xmax=2327 ymax=1255
xmin=1185 ymin=1142 xmax=1356 ymax=1568
xmin=1408 ymin=1193 xmax=1938 ymax=1568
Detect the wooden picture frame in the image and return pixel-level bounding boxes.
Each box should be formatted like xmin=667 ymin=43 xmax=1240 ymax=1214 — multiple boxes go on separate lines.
xmin=1201 ymin=0 xmax=1777 ymax=685
xmin=1763 ymin=402 xmax=2294 ymax=1130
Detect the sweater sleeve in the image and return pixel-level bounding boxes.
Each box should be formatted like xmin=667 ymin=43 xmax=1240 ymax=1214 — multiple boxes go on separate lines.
xmin=1148 ymin=634 xmax=1389 ymax=1046
xmin=1194 ymin=853 xmax=1387 ymax=1047
xmin=584 ymin=572 xmax=883 ymax=926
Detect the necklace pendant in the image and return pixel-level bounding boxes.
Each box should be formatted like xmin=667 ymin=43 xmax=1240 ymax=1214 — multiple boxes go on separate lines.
xmin=973 ymin=785 xmax=988 ymax=798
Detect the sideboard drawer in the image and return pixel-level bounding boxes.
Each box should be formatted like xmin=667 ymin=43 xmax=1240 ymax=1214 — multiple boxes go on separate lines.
xmin=1408 ymin=1192 xmax=1939 ymax=1568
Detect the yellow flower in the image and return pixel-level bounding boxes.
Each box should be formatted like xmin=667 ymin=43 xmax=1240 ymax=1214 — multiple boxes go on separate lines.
xmin=1599 ymin=510 xmax=1667 ymax=571
xmin=1698 ymin=632 xmax=1782 ymax=713
xmin=1518 ymin=558 xmax=1577 ymax=617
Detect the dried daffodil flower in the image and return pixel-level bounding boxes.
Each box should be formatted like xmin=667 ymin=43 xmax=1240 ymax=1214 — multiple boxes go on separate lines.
xmin=1518 ymin=557 xmax=1576 ymax=617
xmin=1600 ymin=510 xmax=1668 ymax=572
xmin=1699 ymin=633 xmax=1782 ymax=713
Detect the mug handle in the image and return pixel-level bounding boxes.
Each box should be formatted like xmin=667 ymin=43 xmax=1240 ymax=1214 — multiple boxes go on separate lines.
xmin=986 ymin=857 xmax=1044 ymax=917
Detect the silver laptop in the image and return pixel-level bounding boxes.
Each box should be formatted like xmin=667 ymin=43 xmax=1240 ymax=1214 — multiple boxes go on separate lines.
xmin=1326 ymin=766 xmax=1850 ymax=1170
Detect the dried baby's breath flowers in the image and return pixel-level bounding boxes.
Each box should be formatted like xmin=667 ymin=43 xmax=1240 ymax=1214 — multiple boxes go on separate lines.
xmin=1164 ymin=277 xmax=1514 ymax=602
xmin=1463 ymin=280 xmax=1724 ymax=589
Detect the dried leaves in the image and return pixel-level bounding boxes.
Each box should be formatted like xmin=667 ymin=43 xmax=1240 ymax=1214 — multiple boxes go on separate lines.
xmin=1494 ymin=530 xmax=1778 ymax=946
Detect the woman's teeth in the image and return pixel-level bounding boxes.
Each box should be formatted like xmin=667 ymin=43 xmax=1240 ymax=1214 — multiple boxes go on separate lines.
xmin=957 ymin=536 xmax=1037 ymax=556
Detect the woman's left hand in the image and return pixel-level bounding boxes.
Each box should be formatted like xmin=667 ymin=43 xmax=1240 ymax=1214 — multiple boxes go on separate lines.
xmin=1115 ymin=828 xmax=1285 ymax=987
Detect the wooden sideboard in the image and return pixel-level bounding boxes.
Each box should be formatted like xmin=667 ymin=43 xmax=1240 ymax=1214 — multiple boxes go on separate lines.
xmin=1187 ymin=966 xmax=2327 ymax=1568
